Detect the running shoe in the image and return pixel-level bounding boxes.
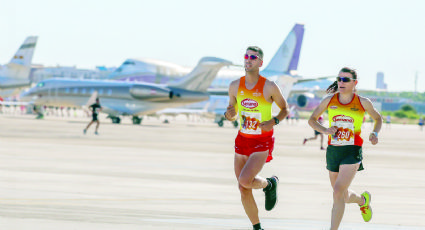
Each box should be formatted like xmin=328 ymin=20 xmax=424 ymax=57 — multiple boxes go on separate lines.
xmin=303 ymin=138 xmax=307 ymax=145
xmin=94 ymin=131 xmax=99 ymax=135
xmin=263 ymin=176 xmax=279 ymax=211
xmin=83 ymin=129 xmax=87 ymax=134
xmin=359 ymin=191 xmax=372 ymax=222
xmin=321 ymin=147 xmax=325 ymax=150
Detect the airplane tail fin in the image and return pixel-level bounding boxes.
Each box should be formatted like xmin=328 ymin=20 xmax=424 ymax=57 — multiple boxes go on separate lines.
xmin=7 ymin=36 xmax=38 ymax=79
xmin=263 ymin=24 xmax=304 ymax=74
xmin=169 ymin=57 xmax=232 ymax=92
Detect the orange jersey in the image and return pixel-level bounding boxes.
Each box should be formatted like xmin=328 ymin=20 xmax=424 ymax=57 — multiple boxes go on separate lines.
xmin=327 ymin=93 xmax=365 ymax=146
xmin=237 ymin=76 xmax=273 ymax=138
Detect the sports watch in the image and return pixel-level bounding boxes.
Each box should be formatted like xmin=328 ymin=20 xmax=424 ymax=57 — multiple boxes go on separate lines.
xmin=273 ymin=117 xmax=279 ymax=125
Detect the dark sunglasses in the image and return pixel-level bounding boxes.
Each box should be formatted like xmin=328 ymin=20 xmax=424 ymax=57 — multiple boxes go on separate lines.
xmin=244 ymin=54 xmax=260 ymax=60
xmin=337 ymin=76 xmax=354 ymax=82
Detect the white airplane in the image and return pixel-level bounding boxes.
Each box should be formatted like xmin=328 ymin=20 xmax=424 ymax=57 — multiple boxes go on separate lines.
xmin=20 ymin=57 xmax=232 ymax=124
xmin=105 ymin=24 xmax=333 ymax=126
xmin=0 ymin=36 xmax=38 ymax=94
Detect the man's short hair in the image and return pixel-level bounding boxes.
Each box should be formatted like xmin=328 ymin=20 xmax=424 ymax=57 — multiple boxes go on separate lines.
xmin=246 ymin=46 xmax=263 ymax=60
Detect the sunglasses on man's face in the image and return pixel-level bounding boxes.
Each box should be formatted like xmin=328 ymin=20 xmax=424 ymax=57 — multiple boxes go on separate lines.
xmin=244 ymin=54 xmax=260 ymax=60
xmin=337 ymin=76 xmax=354 ymax=83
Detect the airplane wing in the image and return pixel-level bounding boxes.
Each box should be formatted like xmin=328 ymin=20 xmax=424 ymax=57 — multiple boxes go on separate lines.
xmin=295 ymin=75 xmax=336 ymax=83
xmin=169 ymin=57 xmax=232 ymax=92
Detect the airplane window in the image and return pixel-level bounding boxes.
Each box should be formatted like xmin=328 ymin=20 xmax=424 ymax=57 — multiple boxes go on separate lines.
xmin=123 ymin=61 xmax=135 ymax=65
xmin=99 ymin=89 xmax=104 ymax=95
xmin=82 ymin=88 xmax=87 ymax=94
xmin=65 ymin=88 xmax=70 ymax=93
xmin=73 ymin=88 xmax=78 ymax=94
xmin=107 ymin=89 xmax=112 ymax=95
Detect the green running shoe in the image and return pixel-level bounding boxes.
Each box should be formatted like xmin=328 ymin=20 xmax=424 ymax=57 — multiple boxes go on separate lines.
xmin=263 ymin=176 xmax=279 ymax=211
xmin=360 ymin=191 xmax=372 ymax=222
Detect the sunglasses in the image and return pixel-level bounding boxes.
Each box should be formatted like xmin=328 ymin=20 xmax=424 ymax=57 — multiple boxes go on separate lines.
xmin=337 ymin=76 xmax=354 ymax=82
xmin=244 ymin=54 xmax=261 ymax=60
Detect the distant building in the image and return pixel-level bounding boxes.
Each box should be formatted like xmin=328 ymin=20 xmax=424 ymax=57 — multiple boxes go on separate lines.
xmin=376 ymin=72 xmax=387 ymax=90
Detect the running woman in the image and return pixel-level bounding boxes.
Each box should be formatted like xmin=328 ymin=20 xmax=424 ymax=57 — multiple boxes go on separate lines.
xmin=308 ymin=67 xmax=382 ymax=230
xmin=225 ymin=46 xmax=289 ymax=230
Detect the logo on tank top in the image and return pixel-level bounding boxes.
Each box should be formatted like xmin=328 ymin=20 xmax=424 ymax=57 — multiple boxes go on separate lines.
xmin=330 ymin=105 xmax=338 ymax=109
xmin=241 ymin=98 xmax=258 ymax=109
xmin=253 ymin=89 xmax=261 ymax=97
xmin=332 ymin=115 xmax=354 ymax=123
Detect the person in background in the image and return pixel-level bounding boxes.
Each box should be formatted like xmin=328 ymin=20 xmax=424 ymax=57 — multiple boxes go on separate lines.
xmin=84 ymin=98 xmax=102 ymax=135
xmin=303 ymin=115 xmax=325 ymax=150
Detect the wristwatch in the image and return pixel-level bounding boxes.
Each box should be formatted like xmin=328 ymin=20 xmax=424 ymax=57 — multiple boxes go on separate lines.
xmin=371 ymin=131 xmax=378 ymax=137
xmin=273 ymin=117 xmax=279 ymax=125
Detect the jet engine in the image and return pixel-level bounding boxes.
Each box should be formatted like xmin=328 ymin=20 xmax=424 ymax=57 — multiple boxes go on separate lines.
xmin=292 ymin=92 xmax=321 ymax=111
xmin=129 ymin=85 xmax=172 ymax=102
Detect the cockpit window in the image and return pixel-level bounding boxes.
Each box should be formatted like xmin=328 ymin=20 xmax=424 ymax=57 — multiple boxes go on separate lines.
xmin=123 ymin=61 xmax=135 ymax=65
xmin=36 ymin=82 xmax=45 ymax=87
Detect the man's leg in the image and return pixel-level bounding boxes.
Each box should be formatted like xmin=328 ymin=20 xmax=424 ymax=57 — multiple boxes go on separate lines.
xmin=95 ymin=121 xmax=100 ymax=133
xmin=234 ymin=151 xmax=268 ymax=226
xmin=85 ymin=121 xmax=94 ymax=130
xmin=328 ymin=164 xmax=359 ymax=230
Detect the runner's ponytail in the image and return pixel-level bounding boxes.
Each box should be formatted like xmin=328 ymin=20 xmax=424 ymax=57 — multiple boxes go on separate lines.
xmin=326 ymin=81 xmax=338 ymax=94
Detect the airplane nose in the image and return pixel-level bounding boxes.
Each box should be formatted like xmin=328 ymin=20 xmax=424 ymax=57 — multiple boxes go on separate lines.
xmin=19 ymin=88 xmax=37 ymax=102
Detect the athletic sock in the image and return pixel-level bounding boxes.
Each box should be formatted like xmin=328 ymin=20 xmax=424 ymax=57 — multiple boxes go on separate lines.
xmin=264 ymin=179 xmax=272 ymax=191
xmin=253 ymin=223 xmax=262 ymax=230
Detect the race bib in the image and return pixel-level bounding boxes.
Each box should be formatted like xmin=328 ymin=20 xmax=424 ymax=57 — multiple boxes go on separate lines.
xmin=240 ymin=111 xmax=261 ymax=135
xmin=330 ymin=121 xmax=355 ymax=145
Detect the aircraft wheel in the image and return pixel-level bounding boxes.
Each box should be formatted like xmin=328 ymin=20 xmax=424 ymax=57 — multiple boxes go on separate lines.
xmin=217 ymin=120 xmax=224 ymax=127
xmin=111 ymin=117 xmax=121 ymax=124
xmin=132 ymin=116 xmax=142 ymax=125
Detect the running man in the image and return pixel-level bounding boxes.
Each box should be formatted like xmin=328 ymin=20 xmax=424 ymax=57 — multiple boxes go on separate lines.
xmin=308 ymin=67 xmax=382 ymax=230
xmin=303 ymin=115 xmax=325 ymax=150
xmin=84 ymin=98 xmax=102 ymax=135
xmin=225 ymin=46 xmax=289 ymax=230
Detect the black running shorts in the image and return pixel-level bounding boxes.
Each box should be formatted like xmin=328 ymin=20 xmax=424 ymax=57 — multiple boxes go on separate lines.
xmin=326 ymin=145 xmax=364 ymax=172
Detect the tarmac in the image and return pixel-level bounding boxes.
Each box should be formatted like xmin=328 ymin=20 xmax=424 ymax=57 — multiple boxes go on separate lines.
xmin=1 ymin=114 xmax=424 ymax=230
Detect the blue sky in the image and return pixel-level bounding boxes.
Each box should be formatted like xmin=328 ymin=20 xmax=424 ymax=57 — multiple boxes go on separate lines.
xmin=1 ymin=0 xmax=424 ymax=92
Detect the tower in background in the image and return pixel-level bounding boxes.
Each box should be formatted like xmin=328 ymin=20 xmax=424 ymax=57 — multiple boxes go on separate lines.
xmin=376 ymin=72 xmax=387 ymax=90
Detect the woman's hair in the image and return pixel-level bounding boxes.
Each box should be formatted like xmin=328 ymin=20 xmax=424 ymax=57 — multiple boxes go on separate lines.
xmin=326 ymin=67 xmax=357 ymax=94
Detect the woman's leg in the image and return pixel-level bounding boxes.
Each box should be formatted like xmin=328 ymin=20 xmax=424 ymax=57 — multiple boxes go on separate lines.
xmin=328 ymin=164 xmax=360 ymax=230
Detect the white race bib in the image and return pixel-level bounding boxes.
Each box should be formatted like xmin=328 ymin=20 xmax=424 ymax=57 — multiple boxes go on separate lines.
xmin=330 ymin=121 xmax=355 ymax=145
xmin=240 ymin=111 xmax=261 ymax=135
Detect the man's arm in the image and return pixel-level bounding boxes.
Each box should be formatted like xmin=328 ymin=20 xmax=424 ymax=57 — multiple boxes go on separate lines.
xmin=259 ymin=81 xmax=289 ymax=131
xmin=224 ymin=80 xmax=239 ymax=121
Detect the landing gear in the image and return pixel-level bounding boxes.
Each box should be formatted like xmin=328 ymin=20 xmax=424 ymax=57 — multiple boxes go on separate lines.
xmin=217 ymin=118 xmax=224 ymax=127
xmin=216 ymin=117 xmax=238 ymax=128
xmin=132 ymin=116 xmax=142 ymax=125
xmin=109 ymin=116 xmax=121 ymax=124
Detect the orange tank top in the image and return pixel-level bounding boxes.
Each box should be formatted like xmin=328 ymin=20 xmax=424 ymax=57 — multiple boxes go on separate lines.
xmin=237 ymin=76 xmax=273 ymax=138
xmin=327 ymin=93 xmax=365 ymax=146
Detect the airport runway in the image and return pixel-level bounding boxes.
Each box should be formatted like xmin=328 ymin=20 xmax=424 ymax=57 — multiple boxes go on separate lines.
xmin=1 ymin=114 xmax=424 ymax=230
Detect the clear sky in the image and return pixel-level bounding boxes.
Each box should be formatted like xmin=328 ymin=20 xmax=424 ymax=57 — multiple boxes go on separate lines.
xmin=1 ymin=0 xmax=424 ymax=92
